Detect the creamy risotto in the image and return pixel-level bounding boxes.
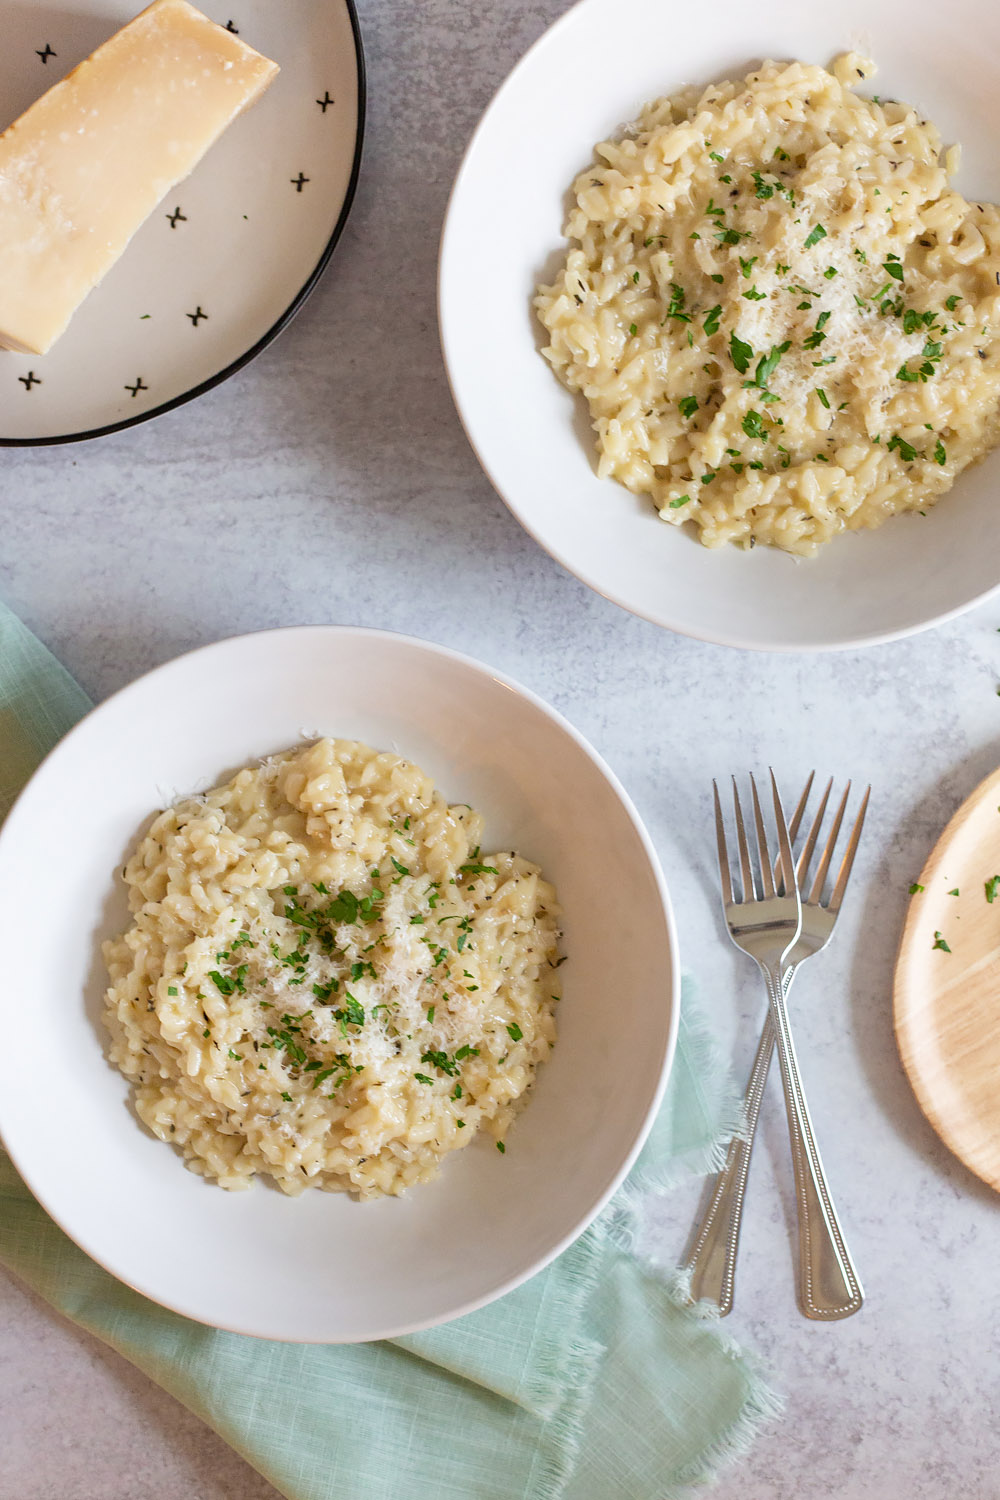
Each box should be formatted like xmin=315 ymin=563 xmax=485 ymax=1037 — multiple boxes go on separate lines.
xmin=535 ymin=55 xmax=1000 ymax=556
xmin=102 ymin=739 xmax=561 ymax=1198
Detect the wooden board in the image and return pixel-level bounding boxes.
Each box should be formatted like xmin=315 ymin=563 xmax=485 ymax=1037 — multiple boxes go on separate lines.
xmin=894 ymin=766 xmax=1000 ymax=1192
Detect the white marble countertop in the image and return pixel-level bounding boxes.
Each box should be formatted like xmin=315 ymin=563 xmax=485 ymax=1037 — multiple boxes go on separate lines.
xmin=3 ymin=1 xmax=1000 ymax=1495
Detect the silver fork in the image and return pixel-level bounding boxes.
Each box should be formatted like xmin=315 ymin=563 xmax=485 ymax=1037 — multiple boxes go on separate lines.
xmin=686 ymin=776 xmax=870 ymax=1318
xmin=692 ymin=772 xmax=864 ymax=1321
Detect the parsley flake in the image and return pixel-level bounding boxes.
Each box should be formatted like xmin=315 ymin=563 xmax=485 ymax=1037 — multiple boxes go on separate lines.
xmin=729 ymin=330 xmax=753 ymax=374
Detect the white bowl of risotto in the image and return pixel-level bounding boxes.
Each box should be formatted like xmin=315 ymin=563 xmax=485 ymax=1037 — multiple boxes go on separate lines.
xmin=0 ymin=626 xmax=677 ymax=1342
xmin=439 ymin=0 xmax=1000 ymax=649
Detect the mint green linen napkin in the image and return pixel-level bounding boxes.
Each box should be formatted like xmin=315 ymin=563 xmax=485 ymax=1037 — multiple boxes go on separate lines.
xmin=0 ymin=602 xmax=781 ymax=1500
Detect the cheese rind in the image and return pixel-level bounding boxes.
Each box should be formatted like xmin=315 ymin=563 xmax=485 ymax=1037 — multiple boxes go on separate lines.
xmin=0 ymin=0 xmax=279 ymax=355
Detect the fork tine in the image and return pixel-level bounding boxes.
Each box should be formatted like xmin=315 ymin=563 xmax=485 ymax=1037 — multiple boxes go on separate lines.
xmin=787 ymin=770 xmax=815 ymax=844
xmin=796 ymin=776 xmax=833 ymax=890
xmin=749 ymin=775 xmax=775 ymax=898
xmin=827 ymin=785 xmax=871 ymax=911
xmin=770 ymin=769 xmax=798 ymax=899
xmin=713 ymin=780 xmax=734 ymax=904
xmin=808 ymin=780 xmax=851 ymax=903
xmin=732 ymin=778 xmax=756 ymax=901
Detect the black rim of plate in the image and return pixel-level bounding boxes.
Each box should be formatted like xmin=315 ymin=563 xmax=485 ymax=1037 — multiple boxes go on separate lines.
xmin=0 ymin=0 xmax=367 ymax=448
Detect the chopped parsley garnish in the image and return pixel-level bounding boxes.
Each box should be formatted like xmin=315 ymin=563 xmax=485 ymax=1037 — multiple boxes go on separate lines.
xmin=743 ymin=286 xmax=766 ymax=301
xmin=752 ymin=171 xmax=774 ymax=200
xmin=816 ymin=388 xmax=830 ymax=409
xmin=888 ymin=434 xmax=918 ymax=463
xmin=340 ymin=992 xmax=365 ymax=1028
xmin=426 ymin=1005 xmax=435 ymax=1024
xmin=506 ymin=1022 xmax=524 ymax=1042
xmin=167 ymin=986 xmax=178 ymax=996
xmin=454 ymin=1044 xmax=480 ymax=1062
xmin=729 ymin=331 xmax=753 ymax=374
xmin=678 ymin=396 xmax=699 ymax=419
xmin=668 ymin=495 xmax=691 ymax=509
xmin=414 ymin=1073 xmax=434 ymax=1086
xmin=932 ymin=931 xmax=952 ymax=953
xmin=281 ymin=1091 xmax=293 ymax=1103
xmin=739 ymin=255 xmax=757 ymax=278
xmin=421 ymin=1048 xmax=458 ymax=1077
xmin=710 ymin=273 xmax=725 ymax=284
xmin=854 ymin=247 xmax=867 ymax=263
xmin=803 ymin=223 xmax=827 ymax=248
xmin=934 ymin=439 xmax=947 ymax=466
xmin=703 ymin=304 xmax=722 ymax=336
xmin=948 ymin=889 xmax=960 ymax=897
xmin=742 ymin=410 xmax=766 ymax=441
xmin=496 ymin=1142 xmax=506 ymax=1154
xmin=390 ymin=856 xmax=409 ymax=876
xmin=909 ymin=883 xmax=924 ymax=895
xmin=945 ymin=294 xmax=961 ymax=311
xmin=629 ymin=323 xmax=638 ymax=337
xmin=986 ymin=876 xmax=1000 ymax=903
xmin=745 ymin=339 xmax=790 ymax=391
xmin=883 ymin=255 xmax=904 ymax=283
xmin=208 ymin=970 xmax=236 ymax=996
xmin=715 ymin=227 xmax=750 ymax=245
xmin=823 ymin=266 xmax=838 ymax=279
xmin=663 ymin=284 xmax=690 ymax=324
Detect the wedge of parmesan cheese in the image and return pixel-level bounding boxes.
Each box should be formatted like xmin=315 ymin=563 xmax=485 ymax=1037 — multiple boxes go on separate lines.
xmin=0 ymin=0 xmax=278 ymax=355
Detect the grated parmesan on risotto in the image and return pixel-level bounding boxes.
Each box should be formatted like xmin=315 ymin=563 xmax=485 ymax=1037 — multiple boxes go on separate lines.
xmin=102 ymin=739 xmax=561 ymax=1198
xmin=535 ymin=54 xmax=1000 ymax=556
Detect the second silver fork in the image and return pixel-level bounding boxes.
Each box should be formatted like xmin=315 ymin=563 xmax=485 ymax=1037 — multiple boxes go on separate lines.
xmin=687 ymin=774 xmax=867 ymax=1321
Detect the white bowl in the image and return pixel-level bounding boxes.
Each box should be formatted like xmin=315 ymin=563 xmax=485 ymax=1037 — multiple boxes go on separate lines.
xmin=439 ymin=0 xmax=1000 ymax=651
xmin=0 ymin=627 xmax=678 ymax=1342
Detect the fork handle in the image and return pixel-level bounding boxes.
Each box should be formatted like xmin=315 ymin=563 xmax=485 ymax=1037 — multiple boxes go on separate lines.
xmin=763 ymin=963 xmax=864 ymax=1320
xmin=684 ymin=1010 xmax=776 ymax=1314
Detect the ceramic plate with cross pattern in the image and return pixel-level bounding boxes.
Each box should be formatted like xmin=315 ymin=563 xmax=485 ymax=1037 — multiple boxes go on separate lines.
xmin=0 ymin=1 xmax=364 ymax=445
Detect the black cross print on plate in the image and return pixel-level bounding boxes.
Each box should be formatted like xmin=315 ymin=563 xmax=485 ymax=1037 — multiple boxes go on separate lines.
xmin=187 ymin=306 xmax=209 ymax=327
xmin=36 ymin=43 xmax=56 ymax=63
xmin=317 ymin=92 xmax=335 ymax=112
xmin=167 ymin=206 xmax=187 ymax=228
xmin=225 ymin=19 xmax=238 ymax=33
xmin=125 ymin=377 xmax=148 ymax=398
xmin=18 ymin=371 xmax=41 ymax=391
xmin=291 ymin=172 xmax=310 ymax=192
